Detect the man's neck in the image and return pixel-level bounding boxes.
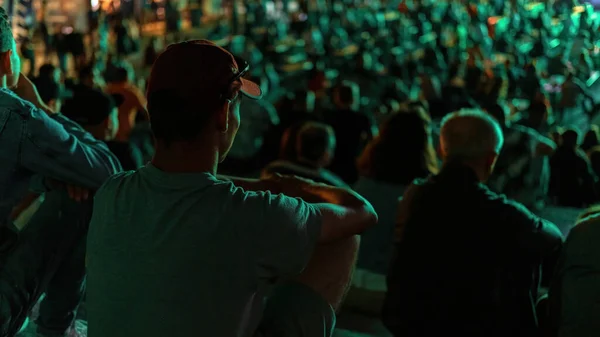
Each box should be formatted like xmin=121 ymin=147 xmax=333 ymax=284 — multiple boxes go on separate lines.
xmin=152 ymin=143 xmax=218 ymax=175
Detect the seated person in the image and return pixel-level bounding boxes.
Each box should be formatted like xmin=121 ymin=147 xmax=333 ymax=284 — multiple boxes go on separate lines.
xmin=550 ymin=207 xmax=600 ymax=337
xmin=86 ymin=40 xmax=377 ymax=337
xmin=62 ymin=88 xmax=142 ymax=170
xmin=383 ymin=109 xmax=563 ymax=337
xmin=263 ymin=121 xmax=347 ymax=187
xmin=549 ymin=128 xmax=598 ymax=208
xmin=104 ymin=62 xmax=148 ymax=142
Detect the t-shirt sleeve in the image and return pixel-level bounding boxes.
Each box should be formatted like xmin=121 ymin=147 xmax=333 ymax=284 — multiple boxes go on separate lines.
xmin=230 ymin=187 xmax=323 ymax=278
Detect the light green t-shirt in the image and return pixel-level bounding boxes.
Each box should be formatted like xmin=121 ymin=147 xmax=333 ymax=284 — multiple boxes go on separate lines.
xmin=86 ymin=164 xmax=322 ymax=337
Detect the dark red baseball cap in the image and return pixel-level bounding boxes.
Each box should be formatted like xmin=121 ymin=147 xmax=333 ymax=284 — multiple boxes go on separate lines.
xmin=146 ymin=40 xmax=262 ymax=105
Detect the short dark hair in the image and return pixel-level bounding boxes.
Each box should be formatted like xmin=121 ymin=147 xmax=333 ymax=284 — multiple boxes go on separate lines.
xmin=113 ymin=65 xmax=130 ymax=83
xmin=38 ymin=63 xmax=57 ymax=80
xmin=32 ymin=77 xmax=59 ymax=104
xmin=296 ymin=122 xmax=335 ymax=163
xmin=562 ymin=129 xmax=580 ymax=148
xmin=148 ymin=84 xmax=241 ymax=145
xmin=0 ymin=8 xmax=12 ymax=52
xmin=78 ymin=63 xmax=95 ymax=82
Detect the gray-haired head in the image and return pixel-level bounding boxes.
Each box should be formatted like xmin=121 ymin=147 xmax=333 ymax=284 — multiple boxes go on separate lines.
xmin=440 ymin=109 xmax=504 ymax=161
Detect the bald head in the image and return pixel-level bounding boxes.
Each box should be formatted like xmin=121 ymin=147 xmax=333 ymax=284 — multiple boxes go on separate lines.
xmin=440 ymin=109 xmax=504 ymax=161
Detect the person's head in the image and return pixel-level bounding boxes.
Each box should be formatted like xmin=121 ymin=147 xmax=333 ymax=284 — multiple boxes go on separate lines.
xmin=332 ymin=81 xmax=360 ymax=110
xmin=582 ymin=125 xmax=600 ymax=152
xmin=439 ymin=109 xmax=504 ymax=182
xmin=295 ymin=122 xmax=336 ymax=168
xmin=485 ymin=102 xmax=510 ymax=129
xmin=37 ymin=63 xmax=61 ymax=83
xmin=32 ymin=77 xmax=67 ymax=112
xmin=110 ymin=62 xmax=133 ymax=84
xmin=0 ymin=8 xmax=20 ymax=88
xmin=62 ymin=89 xmax=121 ymax=141
xmin=78 ymin=63 xmax=103 ymax=88
xmin=561 ymin=128 xmax=580 ymax=149
xmin=358 ymin=104 xmax=438 ymax=185
xmin=290 ymin=89 xmax=316 ymax=114
xmin=146 ymin=40 xmax=262 ymax=165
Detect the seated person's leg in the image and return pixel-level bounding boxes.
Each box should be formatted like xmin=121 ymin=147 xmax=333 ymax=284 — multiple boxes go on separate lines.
xmin=257 ymin=236 xmax=360 ymax=337
xmin=36 ymin=232 xmax=87 ymax=337
xmin=0 ymin=190 xmax=91 ymax=336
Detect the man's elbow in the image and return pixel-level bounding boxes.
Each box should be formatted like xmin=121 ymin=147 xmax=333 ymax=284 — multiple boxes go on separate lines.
xmin=358 ymin=204 xmax=378 ymax=231
xmin=88 ymin=157 xmax=122 ymax=188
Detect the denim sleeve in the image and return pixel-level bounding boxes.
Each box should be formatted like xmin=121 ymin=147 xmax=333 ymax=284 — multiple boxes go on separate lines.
xmin=19 ymin=107 xmax=122 ymax=189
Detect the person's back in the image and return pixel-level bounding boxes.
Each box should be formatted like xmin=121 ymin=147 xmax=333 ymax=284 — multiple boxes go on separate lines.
xmin=87 ymin=40 xmax=377 ymax=337
xmin=88 ymin=167 xmax=308 ymax=336
xmin=386 ymin=165 xmax=549 ymax=336
xmin=550 ymin=212 xmax=600 ymax=337
xmin=383 ymin=110 xmax=562 ymax=337
xmin=105 ymin=64 xmax=147 ymax=142
xmin=549 ymin=130 xmax=597 ymax=207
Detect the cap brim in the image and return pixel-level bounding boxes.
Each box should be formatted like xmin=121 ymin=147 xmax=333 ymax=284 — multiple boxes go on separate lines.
xmin=240 ymin=78 xmax=262 ymax=99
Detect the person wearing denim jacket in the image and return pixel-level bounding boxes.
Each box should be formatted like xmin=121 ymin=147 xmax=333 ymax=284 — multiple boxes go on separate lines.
xmin=0 ymin=7 xmax=121 ymax=336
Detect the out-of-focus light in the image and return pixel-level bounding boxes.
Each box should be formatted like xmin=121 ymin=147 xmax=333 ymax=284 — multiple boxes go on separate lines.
xmin=91 ymin=0 xmax=100 ymax=11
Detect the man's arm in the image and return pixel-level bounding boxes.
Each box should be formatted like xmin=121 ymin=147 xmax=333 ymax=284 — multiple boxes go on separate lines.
xmin=13 ymin=74 xmax=122 ymax=189
xmin=502 ymin=197 xmax=564 ymax=262
xmin=19 ymin=107 xmax=122 ymax=189
xmin=225 ymin=175 xmax=378 ymax=243
xmin=535 ymin=134 xmax=557 ymax=157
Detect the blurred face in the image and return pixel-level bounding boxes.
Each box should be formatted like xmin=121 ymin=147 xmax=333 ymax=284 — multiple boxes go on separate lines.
xmin=2 ymin=39 xmax=20 ymax=88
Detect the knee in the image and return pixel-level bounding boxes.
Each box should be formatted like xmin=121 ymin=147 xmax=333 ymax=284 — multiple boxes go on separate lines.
xmin=295 ymin=235 xmax=361 ymax=310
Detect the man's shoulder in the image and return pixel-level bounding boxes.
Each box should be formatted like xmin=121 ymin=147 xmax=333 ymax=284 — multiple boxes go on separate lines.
xmin=96 ymin=170 xmax=137 ymax=195
xmin=0 ymin=88 xmax=36 ymax=117
xmin=406 ymin=175 xmax=533 ymax=216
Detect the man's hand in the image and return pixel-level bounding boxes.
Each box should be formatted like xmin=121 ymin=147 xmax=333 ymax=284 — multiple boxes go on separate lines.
xmin=44 ymin=179 xmax=90 ymax=202
xmin=11 ymin=74 xmax=55 ymax=115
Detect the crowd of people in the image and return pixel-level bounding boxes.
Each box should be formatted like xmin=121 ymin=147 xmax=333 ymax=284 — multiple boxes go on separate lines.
xmin=1 ymin=0 xmax=600 ymax=336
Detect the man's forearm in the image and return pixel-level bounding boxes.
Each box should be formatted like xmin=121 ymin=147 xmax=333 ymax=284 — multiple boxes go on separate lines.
xmin=218 ymin=175 xmax=283 ymax=194
xmin=284 ymin=182 xmax=368 ymax=208
xmin=220 ymin=175 xmax=367 ymax=208
xmin=21 ymin=109 xmax=123 ymax=189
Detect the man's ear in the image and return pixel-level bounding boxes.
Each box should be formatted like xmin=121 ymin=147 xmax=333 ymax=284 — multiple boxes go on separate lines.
xmin=486 ymin=152 xmax=499 ymax=170
xmin=1 ymin=50 xmax=13 ymax=76
xmin=216 ymin=100 xmax=230 ymax=133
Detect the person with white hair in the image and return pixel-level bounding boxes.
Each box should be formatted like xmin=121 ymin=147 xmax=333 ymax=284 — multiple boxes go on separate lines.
xmin=383 ymin=109 xmax=563 ymax=337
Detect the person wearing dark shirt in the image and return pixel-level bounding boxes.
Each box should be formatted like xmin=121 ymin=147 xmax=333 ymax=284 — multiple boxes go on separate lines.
xmin=383 ymin=109 xmax=563 ymax=337
xmin=322 ymin=81 xmax=375 ymax=183
xmin=263 ymin=121 xmax=348 ymax=187
xmin=549 ymin=129 xmax=598 ymax=207
xmin=260 ymin=90 xmax=319 ymax=165
xmin=62 ymin=89 xmax=142 ymax=170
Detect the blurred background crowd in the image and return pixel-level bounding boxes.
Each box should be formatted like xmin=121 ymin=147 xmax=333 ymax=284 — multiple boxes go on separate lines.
xmin=6 ymin=0 xmax=600 ymax=336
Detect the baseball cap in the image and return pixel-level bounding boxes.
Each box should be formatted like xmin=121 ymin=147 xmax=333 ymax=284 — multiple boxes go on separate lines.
xmin=146 ymin=40 xmax=262 ymax=107
xmin=62 ymin=87 xmax=123 ymax=126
